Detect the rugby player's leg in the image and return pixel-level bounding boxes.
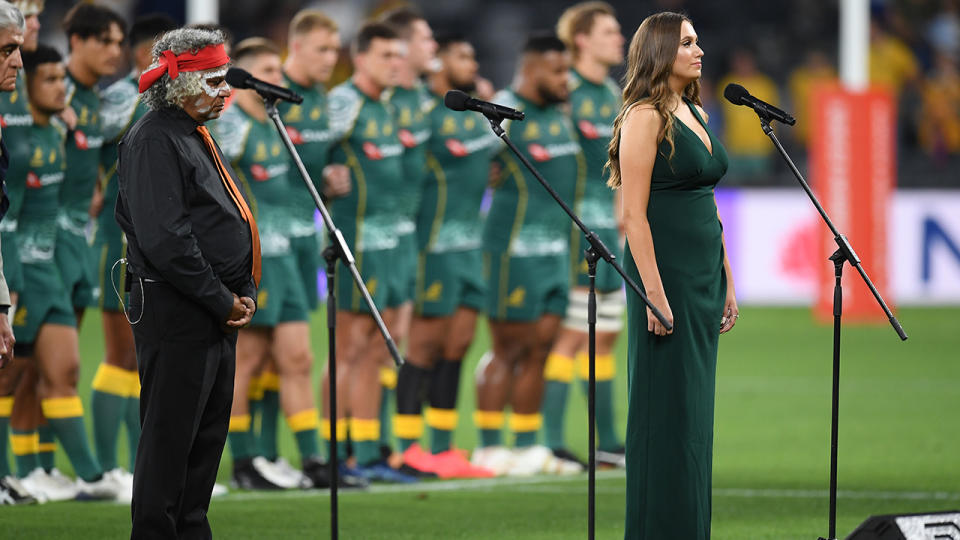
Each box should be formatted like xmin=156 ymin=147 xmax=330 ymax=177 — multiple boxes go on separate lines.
xmin=91 ymin=311 xmax=139 ymax=474
xmin=228 ymin=328 xmax=270 ymax=482
xmin=0 ymin=357 xmax=26 ymax=478
xmin=542 ymin=321 xmax=584 ymax=452
xmin=396 ymin=315 xmax=443 ymax=453
xmin=272 ymin=322 xmax=322 ymax=470
xmin=11 ymin=363 xmax=41 ymax=478
xmin=577 ymin=290 xmax=625 ymax=462
xmin=429 ymin=306 xmax=479 ymax=454
xmin=352 ymin=308 xmax=391 ymax=468
xmin=510 ymin=314 xmax=561 ymax=449
xmin=321 ymin=310 xmax=370 ymax=465
xmin=35 ymin=324 xmax=104 ymax=483
xmin=257 ymin=355 xmax=280 ymax=462
xmin=472 ymin=320 xmax=533 ymax=475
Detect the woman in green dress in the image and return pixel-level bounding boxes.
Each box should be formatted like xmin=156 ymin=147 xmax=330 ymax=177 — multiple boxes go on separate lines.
xmin=606 ymin=12 xmax=739 ymax=539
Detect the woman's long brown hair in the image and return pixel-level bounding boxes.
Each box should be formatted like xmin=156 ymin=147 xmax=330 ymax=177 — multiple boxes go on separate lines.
xmin=606 ymin=12 xmax=700 ymax=188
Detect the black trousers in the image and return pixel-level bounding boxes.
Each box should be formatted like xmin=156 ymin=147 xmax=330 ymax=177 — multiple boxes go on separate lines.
xmin=128 ymin=280 xmax=236 ymax=540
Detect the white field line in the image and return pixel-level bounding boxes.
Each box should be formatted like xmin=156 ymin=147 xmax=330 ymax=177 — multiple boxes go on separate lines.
xmin=213 ymin=471 xmax=960 ymax=504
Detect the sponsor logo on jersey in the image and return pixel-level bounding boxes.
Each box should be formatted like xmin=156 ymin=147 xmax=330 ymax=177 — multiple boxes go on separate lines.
xmin=251 ymin=164 xmax=269 ymax=181
xmin=0 ymin=113 xmax=31 ymax=127
xmin=527 ymin=142 xmax=580 ymax=162
xmin=446 ymin=139 xmax=468 ymax=157
xmin=579 ymin=120 xmax=600 ymax=140
xmin=250 ymin=163 xmax=288 ymax=181
xmin=74 ymin=130 xmax=88 ymax=150
xmin=26 ymin=171 xmax=64 ymax=189
xmin=399 ymin=128 xmax=417 ymax=148
xmin=362 ymin=141 xmax=403 ymax=160
xmin=286 ymin=126 xmax=304 ymax=145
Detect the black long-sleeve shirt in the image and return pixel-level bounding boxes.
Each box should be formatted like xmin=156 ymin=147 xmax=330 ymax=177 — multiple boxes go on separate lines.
xmin=115 ymin=106 xmax=256 ymax=321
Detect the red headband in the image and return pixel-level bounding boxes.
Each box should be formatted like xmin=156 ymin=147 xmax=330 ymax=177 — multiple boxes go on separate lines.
xmin=138 ymin=43 xmax=231 ymax=93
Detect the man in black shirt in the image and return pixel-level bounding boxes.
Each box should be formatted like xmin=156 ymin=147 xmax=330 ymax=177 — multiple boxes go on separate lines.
xmin=115 ymin=27 xmax=259 ymax=539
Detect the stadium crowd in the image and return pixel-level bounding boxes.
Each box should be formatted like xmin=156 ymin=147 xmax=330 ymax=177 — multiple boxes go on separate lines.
xmin=0 ymin=0 xmax=633 ymax=505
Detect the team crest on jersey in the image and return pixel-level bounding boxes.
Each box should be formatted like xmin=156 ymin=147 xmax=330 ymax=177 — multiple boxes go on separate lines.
xmin=26 ymin=172 xmax=41 ymax=189
xmin=398 ymin=128 xmax=416 ymax=148
xmin=441 ymin=116 xmax=456 ymax=135
xmin=271 ymin=143 xmax=281 ymax=157
xmin=362 ymin=141 xmax=383 ymax=160
xmin=600 ymin=104 xmax=613 ymax=117
xmin=464 ymin=116 xmax=476 ymax=130
xmin=30 ymin=147 xmax=44 ymax=167
xmin=48 ymin=149 xmax=57 ymax=164
xmin=74 ymin=130 xmax=88 ymax=150
xmin=507 ymin=287 xmax=525 ymax=307
xmin=399 ymin=107 xmax=411 ymax=126
xmin=250 ymin=164 xmax=270 ymax=181
xmin=9 ymin=90 xmax=16 ymax=103
xmin=578 ymin=120 xmax=600 ymax=140
xmin=310 ymin=107 xmax=321 ymax=121
xmin=254 ymin=142 xmax=267 ymax=161
xmin=364 ymin=119 xmax=378 ymax=138
xmin=579 ymin=99 xmax=595 ymax=117
xmin=284 ymin=105 xmax=302 ymax=122
xmin=286 ymin=126 xmax=304 ymax=145
xmin=78 ymin=106 xmax=88 ymax=126
xmin=445 ymin=139 xmax=468 ymax=157
xmin=383 ymin=122 xmax=393 ymax=136
xmin=523 ymin=122 xmax=540 ymax=139
xmin=549 ymin=122 xmax=561 ymax=136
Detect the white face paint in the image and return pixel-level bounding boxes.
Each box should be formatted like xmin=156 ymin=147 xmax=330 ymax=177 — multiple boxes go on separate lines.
xmin=201 ymin=68 xmax=229 ymax=97
xmin=193 ymin=97 xmax=211 ymax=115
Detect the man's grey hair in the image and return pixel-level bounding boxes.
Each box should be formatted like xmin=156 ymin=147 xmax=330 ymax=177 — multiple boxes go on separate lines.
xmin=0 ymin=2 xmax=25 ymax=32
xmin=142 ymin=27 xmax=227 ymax=111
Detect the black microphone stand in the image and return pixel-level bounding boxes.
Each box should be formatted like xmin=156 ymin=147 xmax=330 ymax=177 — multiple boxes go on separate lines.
xmin=263 ymin=97 xmax=404 ymax=540
xmin=751 ymin=113 xmax=907 ymax=540
xmin=482 ymin=113 xmax=672 ymax=540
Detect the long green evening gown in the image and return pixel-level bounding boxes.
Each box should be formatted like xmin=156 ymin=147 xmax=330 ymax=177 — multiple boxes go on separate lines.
xmin=623 ymin=99 xmax=729 ymax=540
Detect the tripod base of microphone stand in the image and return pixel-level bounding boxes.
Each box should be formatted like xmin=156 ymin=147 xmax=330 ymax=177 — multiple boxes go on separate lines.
xmin=818 ymin=536 xmax=837 ymax=540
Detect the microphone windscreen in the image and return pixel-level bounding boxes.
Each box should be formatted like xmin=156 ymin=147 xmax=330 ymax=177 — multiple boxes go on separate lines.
xmin=444 ymin=90 xmax=470 ymax=111
xmin=723 ymin=83 xmax=749 ymax=105
xmin=225 ymin=67 xmax=251 ymax=89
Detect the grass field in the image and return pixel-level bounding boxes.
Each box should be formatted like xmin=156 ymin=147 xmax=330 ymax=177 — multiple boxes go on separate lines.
xmin=1 ymin=306 xmax=958 ymax=539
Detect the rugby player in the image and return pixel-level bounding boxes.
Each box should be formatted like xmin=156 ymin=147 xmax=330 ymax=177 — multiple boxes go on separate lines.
xmin=323 ymin=22 xmax=414 ymax=483
xmin=471 ymin=34 xmax=585 ymax=476
xmin=542 ymin=1 xmax=627 ymax=468
xmin=379 ymin=7 xmax=436 ymax=462
xmin=396 ymin=34 xmax=498 ymax=478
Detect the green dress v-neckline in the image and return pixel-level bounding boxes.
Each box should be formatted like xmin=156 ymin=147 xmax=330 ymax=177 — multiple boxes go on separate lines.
xmin=676 ymin=99 xmax=714 ymax=157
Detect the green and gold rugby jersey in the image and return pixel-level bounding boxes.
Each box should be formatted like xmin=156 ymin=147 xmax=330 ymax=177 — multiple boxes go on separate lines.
xmin=279 ymin=73 xmax=335 ymax=236
xmin=0 ymin=72 xmax=34 ymax=170
xmin=0 ymin=72 xmax=36 ymax=289
xmin=482 ymin=89 xmax=585 ymax=257
xmin=569 ymin=69 xmax=620 ymax=231
xmin=327 ymin=79 xmax=404 ymax=253
xmin=214 ymin=103 xmax=295 ymax=257
xmin=59 ymin=71 xmax=104 ymax=236
xmin=99 ymin=73 xmax=147 ymax=228
xmin=1 ymin=122 xmax=66 ymax=265
xmin=387 ymin=81 xmax=431 ymax=238
xmin=418 ymin=90 xmax=499 ymax=253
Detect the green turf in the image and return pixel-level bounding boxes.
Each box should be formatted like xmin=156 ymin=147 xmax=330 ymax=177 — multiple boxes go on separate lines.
xmin=1 ymin=307 xmax=957 ymax=539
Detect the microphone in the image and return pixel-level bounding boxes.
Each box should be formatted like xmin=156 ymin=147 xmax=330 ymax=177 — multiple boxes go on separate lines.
xmin=723 ymin=83 xmax=795 ymax=126
xmin=226 ymin=67 xmax=303 ymax=105
xmin=444 ymin=90 xmax=524 ymax=121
